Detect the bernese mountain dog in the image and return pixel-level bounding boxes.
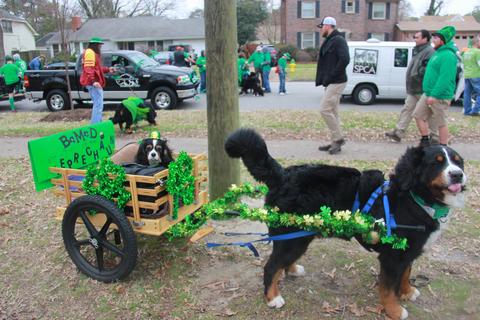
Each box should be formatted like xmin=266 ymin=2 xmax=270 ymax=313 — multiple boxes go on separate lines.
xmin=135 ymin=137 xmax=174 ymax=167
xmin=240 ymin=72 xmax=264 ymax=96
xmin=224 ymin=128 xmax=466 ymax=320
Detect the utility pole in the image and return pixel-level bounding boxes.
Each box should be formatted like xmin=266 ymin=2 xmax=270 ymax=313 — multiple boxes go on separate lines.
xmin=204 ymin=0 xmax=240 ymax=199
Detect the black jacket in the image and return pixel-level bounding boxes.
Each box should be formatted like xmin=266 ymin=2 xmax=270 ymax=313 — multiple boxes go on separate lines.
xmin=315 ymin=30 xmax=350 ymax=87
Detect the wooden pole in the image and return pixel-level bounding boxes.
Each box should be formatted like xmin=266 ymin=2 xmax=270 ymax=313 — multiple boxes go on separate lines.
xmin=204 ymin=0 xmax=240 ymax=200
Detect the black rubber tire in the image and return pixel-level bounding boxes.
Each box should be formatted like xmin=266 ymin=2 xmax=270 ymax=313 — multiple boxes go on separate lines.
xmin=352 ymin=84 xmax=376 ymax=105
xmin=46 ymin=89 xmax=70 ymax=112
xmin=62 ymin=195 xmax=137 ymax=282
xmin=151 ymin=86 xmax=177 ymax=110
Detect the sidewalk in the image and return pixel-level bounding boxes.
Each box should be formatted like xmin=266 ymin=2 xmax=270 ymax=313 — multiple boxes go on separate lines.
xmin=3 ymin=136 xmax=480 ymax=161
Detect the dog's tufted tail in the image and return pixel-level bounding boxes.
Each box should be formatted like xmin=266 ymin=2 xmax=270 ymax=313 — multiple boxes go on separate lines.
xmin=225 ymin=128 xmax=284 ymax=189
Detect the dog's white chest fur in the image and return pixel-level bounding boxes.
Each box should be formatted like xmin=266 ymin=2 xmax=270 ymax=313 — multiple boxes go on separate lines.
xmin=423 ymin=216 xmax=450 ymax=252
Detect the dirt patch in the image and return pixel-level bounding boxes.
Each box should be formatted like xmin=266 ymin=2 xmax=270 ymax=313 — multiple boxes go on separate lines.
xmin=40 ymin=109 xmax=92 ymax=122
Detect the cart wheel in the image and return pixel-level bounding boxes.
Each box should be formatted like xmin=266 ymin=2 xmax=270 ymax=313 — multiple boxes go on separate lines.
xmin=62 ymin=195 xmax=137 ymax=282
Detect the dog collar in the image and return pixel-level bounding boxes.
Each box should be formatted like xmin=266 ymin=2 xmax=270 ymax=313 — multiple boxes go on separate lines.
xmin=410 ymin=191 xmax=449 ymax=220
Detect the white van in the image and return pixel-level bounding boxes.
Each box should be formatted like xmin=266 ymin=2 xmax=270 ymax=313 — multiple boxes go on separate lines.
xmin=343 ymin=39 xmax=414 ymax=105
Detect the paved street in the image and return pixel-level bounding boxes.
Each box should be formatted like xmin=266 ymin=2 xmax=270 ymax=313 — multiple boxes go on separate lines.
xmin=0 ymin=81 xmax=463 ymax=113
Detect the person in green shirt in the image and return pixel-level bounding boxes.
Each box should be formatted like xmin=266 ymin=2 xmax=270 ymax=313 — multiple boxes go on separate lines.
xmin=248 ymin=46 xmax=264 ymax=86
xmin=237 ymin=52 xmax=250 ymax=86
xmin=196 ymin=50 xmax=207 ymax=93
xmin=277 ymin=52 xmax=290 ymax=95
xmin=13 ymin=53 xmax=27 ymax=93
xmin=0 ymin=56 xmax=21 ymax=112
xmin=261 ymin=49 xmax=272 ymax=93
xmin=462 ymin=37 xmax=480 ymax=115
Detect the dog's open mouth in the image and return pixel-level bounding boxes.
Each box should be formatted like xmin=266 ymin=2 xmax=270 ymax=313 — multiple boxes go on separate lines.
xmin=446 ymin=183 xmax=464 ymax=194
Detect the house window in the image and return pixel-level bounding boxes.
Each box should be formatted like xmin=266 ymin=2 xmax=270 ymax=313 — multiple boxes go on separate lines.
xmin=372 ymin=2 xmax=386 ymax=20
xmin=370 ymin=33 xmax=385 ymax=41
xmin=301 ymin=1 xmax=315 ymax=19
xmin=118 ymin=42 xmax=135 ymax=50
xmin=346 ymin=1 xmax=355 ymax=14
xmin=148 ymin=41 xmax=155 ymax=48
xmin=302 ymin=32 xmax=315 ymax=49
xmin=1 ymin=20 xmax=12 ymax=33
xmin=53 ymin=44 xmax=60 ymax=55
xmin=394 ymin=48 xmax=408 ymax=67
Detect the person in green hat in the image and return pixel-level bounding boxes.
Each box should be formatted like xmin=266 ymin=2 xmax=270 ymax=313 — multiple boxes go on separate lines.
xmin=80 ymin=37 xmax=116 ymax=124
xmin=248 ymin=46 xmax=265 ymax=87
xmin=413 ymin=25 xmax=459 ymax=147
xmin=277 ymin=52 xmax=290 ymax=95
xmin=0 ymin=55 xmax=21 ymax=112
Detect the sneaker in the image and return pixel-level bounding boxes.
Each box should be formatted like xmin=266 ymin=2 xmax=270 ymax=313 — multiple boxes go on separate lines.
xmin=385 ymin=130 xmax=401 ymax=142
xmin=319 ymin=138 xmax=345 ymax=152
xmin=318 ymin=144 xmax=331 ymax=151
xmin=279 ymin=92 xmax=285 ymax=95
xmin=328 ymin=144 xmax=342 ymax=154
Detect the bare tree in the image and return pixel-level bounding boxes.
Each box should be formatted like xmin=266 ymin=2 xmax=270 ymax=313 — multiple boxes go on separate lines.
xmin=0 ymin=23 xmax=4 ymax=62
xmin=189 ymin=8 xmax=204 ymax=19
xmin=205 ymin=0 xmax=240 ymax=199
xmin=257 ymin=0 xmax=280 ymax=44
xmin=76 ymin=0 xmax=176 ymax=18
xmin=398 ymin=0 xmax=414 ymax=20
xmin=53 ymin=0 xmax=74 ymax=109
xmin=425 ymin=0 xmax=444 ymax=16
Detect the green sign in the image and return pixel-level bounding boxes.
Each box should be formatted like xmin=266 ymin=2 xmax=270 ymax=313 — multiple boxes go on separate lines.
xmin=28 ymin=121 xmax=116 ymax=191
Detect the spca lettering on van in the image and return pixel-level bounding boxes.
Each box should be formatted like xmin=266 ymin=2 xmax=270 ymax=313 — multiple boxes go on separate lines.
xmin=353 ymin=48 xmax=378 ymax=75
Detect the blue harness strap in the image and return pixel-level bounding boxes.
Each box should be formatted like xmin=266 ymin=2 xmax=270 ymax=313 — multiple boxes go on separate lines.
xmin=206 ymin=230 xmax=317 ymax=257
xmin=352 ymin=181 xmax=397 ymax=236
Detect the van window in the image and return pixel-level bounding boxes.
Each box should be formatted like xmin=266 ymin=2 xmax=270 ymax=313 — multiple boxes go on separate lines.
xmin=394 ymin=48 xmax=408 ymax=67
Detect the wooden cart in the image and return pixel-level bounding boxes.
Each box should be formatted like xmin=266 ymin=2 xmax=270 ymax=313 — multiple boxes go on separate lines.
xmin=50 ymin=153 xmax=208 ymax=282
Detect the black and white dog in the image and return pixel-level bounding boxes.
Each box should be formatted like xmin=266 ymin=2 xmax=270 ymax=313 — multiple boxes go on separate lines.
xmin=240 ymin=72 xmax=264 ymax=96
xmin=135 ymin=138 xmax=174 ymax=167
xmin=110 ymin=102 xmax=157 ymax=134
xmin=225 ymin=128 xmax=467 ymax=320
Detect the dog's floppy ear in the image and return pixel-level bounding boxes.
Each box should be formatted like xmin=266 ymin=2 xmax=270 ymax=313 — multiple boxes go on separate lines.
xmin=159 ymin=138 xmax=174 ymax=166
xmin=135 ymin=140 xmax=149 ymax=165
xmin=391 ymin=146 xmax=424 ymax=191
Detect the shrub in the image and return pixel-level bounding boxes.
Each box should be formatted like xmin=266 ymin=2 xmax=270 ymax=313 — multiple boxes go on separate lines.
xmin=51 ymin=52 xmax=77 ymax=63
xmin=275 ymin=44 xmax=298 ymax=60
xmin=303 ymin=47 xmax=319 ymax=61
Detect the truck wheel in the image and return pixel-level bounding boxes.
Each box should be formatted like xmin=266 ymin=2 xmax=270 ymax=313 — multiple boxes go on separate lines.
xmin=352 ymin=84 xmax=376 ymax=105
xmin=46 ymin=89 xmax=70 ymax=111
xmin=62 ymin=195 xmax=137 ymax=282
xmin=151 ymin=86 xmax=177 ymax=110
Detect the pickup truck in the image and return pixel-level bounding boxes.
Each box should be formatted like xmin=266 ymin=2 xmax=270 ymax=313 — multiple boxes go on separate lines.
xmin=24 ymin=50 xmax=199 ymax=111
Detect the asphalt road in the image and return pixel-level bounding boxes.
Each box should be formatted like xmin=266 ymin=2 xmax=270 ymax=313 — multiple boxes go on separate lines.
xmin=0 ymin=81 xmax=463 ymax=113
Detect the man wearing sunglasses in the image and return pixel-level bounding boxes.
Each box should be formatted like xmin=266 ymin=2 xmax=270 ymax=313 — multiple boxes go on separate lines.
xmin=385 ymin=29 xmax=437 ymax=143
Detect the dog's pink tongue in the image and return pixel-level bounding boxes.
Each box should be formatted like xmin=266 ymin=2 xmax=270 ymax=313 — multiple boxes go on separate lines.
xmin=448 ymin=183 xmax=462 ymax=193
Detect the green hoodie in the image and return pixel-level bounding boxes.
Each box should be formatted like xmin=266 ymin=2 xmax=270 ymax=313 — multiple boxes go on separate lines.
xmin=122 ymin=97 xmax=150 ymax=123
xmin=248 ymin=51 xmax=264 ymax=69
xmin=422 ymin=41 xmax=458 ymax=100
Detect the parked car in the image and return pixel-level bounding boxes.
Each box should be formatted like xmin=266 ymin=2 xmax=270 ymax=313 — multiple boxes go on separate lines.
xmin=44 ymin=62 xmax=76 ymax=70
xmin=24 ymin=50 xmax=199 ymax=111
xmin=152 ymin=51 xmax=173 ymax=65
xmin=343 ymin=39 xmax=415 ymax=105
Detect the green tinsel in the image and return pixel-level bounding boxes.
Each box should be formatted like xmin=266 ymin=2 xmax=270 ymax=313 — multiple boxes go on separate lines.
xmin=164 ymin=183 xmax=408 ymax=250
xmin=166 ymin=151 xmax=195 ymax=220
xmin=82 ymin=158 xmax=131 ymax=209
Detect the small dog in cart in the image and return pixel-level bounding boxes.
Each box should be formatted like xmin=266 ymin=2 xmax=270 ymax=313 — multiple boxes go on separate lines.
xmin=135 ymin=131 xmax=174 ymax=167
xmin=110 ymin=96 xmax=157 ymax=134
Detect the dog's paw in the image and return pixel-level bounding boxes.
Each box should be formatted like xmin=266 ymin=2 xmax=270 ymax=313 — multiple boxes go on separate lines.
xmin=288 ymin=264 xmax=306 ymax=277
xmin=400 ymin=287 xmax=420 ymax=302
xmin=400 ymin=307 xmax=409 ymax=320
xmin=267 ymin=295 xmax=285 ymax=309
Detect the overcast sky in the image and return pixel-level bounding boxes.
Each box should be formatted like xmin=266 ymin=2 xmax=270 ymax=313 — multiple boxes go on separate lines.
xmin=173 ymin=0 xmax=478 ymax=18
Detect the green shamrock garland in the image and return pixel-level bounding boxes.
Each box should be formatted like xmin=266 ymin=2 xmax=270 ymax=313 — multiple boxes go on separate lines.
xmin=166 ymin=151 xmax=195 ymax=220
xmin=165 ymin=183 xmax=408 ymax=250
xmin=82 ymin=158 xmax=131 ymax=209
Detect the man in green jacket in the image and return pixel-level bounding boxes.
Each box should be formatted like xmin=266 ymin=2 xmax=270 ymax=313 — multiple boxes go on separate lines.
xmin=0 ymin=56 xmax=21 ymax=112
xmin=248 ymin=46 xmax=264 ymax=86
xmin=413 ymin=26 xmax=458 ymax=147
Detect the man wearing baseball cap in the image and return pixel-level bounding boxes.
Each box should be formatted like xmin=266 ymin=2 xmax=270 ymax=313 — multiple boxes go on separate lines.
xmin=315 ymin=16 xmax=350 ymax=154
xmin=80 ymin=37 xmax=115 ymax=124
xmin=412 ymin=26 xmax=458 ymax=147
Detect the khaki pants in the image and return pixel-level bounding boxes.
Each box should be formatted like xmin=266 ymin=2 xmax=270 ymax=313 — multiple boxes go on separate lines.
xmin=320 ymin=82 xmax=347 ymax=142
xmin=413 ymin=94 xmax=450 ymax=127
xmin=396 ymin=94 xmax=439 ymax=139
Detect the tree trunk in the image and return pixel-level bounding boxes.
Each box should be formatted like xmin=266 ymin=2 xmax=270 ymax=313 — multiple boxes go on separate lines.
xmin=205 ymin=0 xmax=240 ymax=200
xmin=0 ymin=24 xmax=5 ymax=62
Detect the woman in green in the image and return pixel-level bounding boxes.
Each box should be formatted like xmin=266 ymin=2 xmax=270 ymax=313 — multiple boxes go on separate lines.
xmin=196 ymin=50 xmax=207 ymax=93
xmin=237 ymin=52 xmax=249 ymax=87
xmin=0 ymin=56 xmax=21 ymax=112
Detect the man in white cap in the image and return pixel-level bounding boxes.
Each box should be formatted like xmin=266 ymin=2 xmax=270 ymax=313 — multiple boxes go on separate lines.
xmin=315 ymin=16 xmax=350 ymax=154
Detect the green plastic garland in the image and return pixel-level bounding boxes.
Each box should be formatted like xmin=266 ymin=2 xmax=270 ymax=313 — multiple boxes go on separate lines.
xmin=82 ymin=158 xmax=131 ymax=209
xmin=165 ymin=183 xmax=408 ymax=250
xmin=166 ymin=151 xmax=195 ymax=220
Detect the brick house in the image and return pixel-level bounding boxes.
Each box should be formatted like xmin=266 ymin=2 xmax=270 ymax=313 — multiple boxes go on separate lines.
xmin=396 ymin=15 xmax=480 ymax=50
xmin=280 ymin=0 xmax=399 ymax=49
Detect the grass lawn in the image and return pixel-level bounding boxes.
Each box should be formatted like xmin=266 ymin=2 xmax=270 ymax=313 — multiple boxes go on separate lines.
xmin=287 ymin=62 xmax=317 ymax=81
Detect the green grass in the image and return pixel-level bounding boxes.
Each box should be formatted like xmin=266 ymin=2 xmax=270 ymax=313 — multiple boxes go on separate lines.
xmin=287 ymin=62 xmax=317 ymax=81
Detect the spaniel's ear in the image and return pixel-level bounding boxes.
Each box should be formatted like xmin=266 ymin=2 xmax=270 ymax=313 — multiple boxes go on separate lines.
xmin=392 ymin=146 xmax=424 ymax=190
xmin=135 ymin=140 xmax=148 ymax=165
xmin=160 ymin=140 xmax=174 ymax=166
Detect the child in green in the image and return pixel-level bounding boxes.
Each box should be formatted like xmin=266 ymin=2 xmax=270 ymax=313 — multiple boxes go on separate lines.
xmin=278 ymin=53 xmax=290 ymax=94
xmin=0 ymin=56 xmax=21 ymax=111
xmin=237 ymin=52 xmax=249 ymax=86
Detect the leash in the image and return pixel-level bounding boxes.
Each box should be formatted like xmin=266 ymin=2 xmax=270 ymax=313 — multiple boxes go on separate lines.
xmin=206 ymin=230 xmax=317 ymax=257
